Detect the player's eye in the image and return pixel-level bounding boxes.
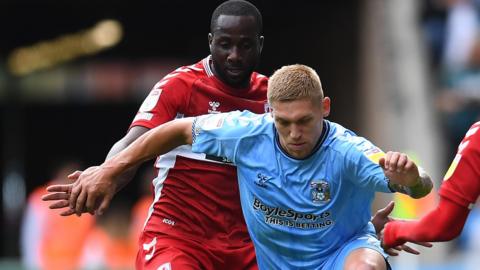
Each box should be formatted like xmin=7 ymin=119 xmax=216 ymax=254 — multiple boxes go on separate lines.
xmin=242 ymin=42 xmax=252 ymax=50
xmin=298 ymin=117 xmax=312 ymax=125
xmin=218 ymin=41 xmax=230 ymax=49
xmin=277 ymin=119 xmax=289 ymax=127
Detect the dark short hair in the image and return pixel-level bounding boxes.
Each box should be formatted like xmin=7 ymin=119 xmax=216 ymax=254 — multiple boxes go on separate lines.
xmin=210 ymin=0 xmax=263 ymax=34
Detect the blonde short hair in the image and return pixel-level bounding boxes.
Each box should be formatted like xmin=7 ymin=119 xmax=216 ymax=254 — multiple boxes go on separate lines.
xmin=267 ymin=64 xmax=324 ymax=104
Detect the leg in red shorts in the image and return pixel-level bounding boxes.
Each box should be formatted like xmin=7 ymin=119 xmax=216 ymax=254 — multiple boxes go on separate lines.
xmin=136 ymin=231 xmax=258 ymax=270
xmin=136 ymin=232 xmax=213 ymax=270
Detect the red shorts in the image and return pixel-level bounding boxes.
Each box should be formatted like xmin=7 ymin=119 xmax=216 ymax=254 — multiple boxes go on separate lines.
xmin=136 ymin=231 xmax=257 ymax=270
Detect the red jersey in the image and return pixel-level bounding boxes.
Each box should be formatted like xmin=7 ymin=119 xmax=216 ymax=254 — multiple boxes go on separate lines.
xmin=439 ymin=121 xmax=480 ymax=209
xmin=131 ymin=56 xmax=268 ymax=246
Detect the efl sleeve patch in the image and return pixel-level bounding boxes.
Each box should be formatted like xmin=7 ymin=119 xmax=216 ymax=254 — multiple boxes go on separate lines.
xmin=194 ymin=114 xmax=225 ymax=135
xmin=139 ymin=89 xmax=162 ymax=112
xmin=364 ymin=147 xmax=385 ymax=164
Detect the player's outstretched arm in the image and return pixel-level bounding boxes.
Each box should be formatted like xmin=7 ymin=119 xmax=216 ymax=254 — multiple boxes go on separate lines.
xmin=379 ymin=151 xmax=433 ymax=199
xmin=381 ymin=196 xmax=469 ymax=249
xmin=43 ymin=126 xmax=151 ymax=216
xmin=43 ymin=117 xmax=194 ymax=216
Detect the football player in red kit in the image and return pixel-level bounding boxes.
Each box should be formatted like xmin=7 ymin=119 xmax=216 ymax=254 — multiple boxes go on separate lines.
xmin=382 ymin=121 xmax=480 ymax=249
xmin=129 ymin=61 xmax=267 ymax=269
xmin=47 ymin=1 xmax=266 ymax=269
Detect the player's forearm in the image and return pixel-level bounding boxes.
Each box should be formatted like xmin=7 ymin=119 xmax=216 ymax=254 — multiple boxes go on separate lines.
xmin=406 ymin=169 xmax=433 ymax=198
xmin=104 ymin=126 xmax=150 ymax=192
xmin=102 ymin=118 xmax=193 ymax=177
xmin=383 ymin=197 xmax=469 ymax=247
xmin=105 ymin=163 xmax=138 ymax=192
xmin=106 ymin=138 xmax=141 ymax=191
xmin=389 ymin=168 xmax=433 ymax=199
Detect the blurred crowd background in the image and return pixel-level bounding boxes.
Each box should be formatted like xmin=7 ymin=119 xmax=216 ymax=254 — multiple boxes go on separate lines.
xmin=1 ymin=0 xmax=480 ymax=269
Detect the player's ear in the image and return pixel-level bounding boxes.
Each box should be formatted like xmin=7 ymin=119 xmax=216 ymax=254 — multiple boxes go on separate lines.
xmin=258 ymin=36 xmax=264 ymax=54
xmin=322 ymin=97 xmax=331 ymax=117
xmin=208 ymin=33 xmax=213 ymax=50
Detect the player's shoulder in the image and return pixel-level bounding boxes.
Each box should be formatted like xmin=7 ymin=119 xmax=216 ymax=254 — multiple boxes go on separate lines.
xmin=467 ymin=121 xmax=480 ymax=139
xmin=325 ymin=121 xmax=357 ymax=145
xmin=221 ymin=110 xmax=272 ymax=130
xmin=153 ymin=58 xmax=209 ymax=89
xmin=251 ymin=72 xmax=268 ymax=90
xmin=252 ymin=72 xmax=268 ymax=83
xmin=461 ymin=121 xmax=480 ymax=153
xmin=231 ymin=111 xmax=274 ymax=140
xmin=196 ymin=110 xmax=272 ymax=136
xmin=325 ymin=121 xmax=377 ymax=155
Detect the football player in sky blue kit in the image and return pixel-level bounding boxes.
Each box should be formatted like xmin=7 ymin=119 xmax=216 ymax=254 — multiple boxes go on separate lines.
xmin=44 ymin=64 xmax=433 ymax=269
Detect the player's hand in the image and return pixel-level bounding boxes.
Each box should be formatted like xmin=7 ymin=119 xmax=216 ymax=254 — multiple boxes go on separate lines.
xmin=41 ymin=170 xmax=88 ymax=216
xmin=69 ymin=166 xmax=117 ymax=216
xmin=42 ymin=182 xmax=77 ymax=216
xmin=380 ymin=223 xmax=433 ymax=255
xmin=379 ymin=151 xmax=419 ymax=187
xmin=371 ymin=201 xmax=395 ymax=235
xmin=42 ymin=166 xmax=117 ymax=216
xmin=372 ymin=201 xmax=433 ymax=256
xmin=382 ymin=240 xmax=433 ymax=256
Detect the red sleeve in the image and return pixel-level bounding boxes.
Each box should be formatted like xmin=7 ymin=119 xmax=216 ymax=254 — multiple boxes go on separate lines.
xmin=383 ymin=123 xmax=480 ymax=248
xmin=439 ymin=122 xmax=480 ymax=208
xmin=383 ymin=197 xmax=469 ymax=248
xmin=130 ymin=71 xmax=193 ymax=129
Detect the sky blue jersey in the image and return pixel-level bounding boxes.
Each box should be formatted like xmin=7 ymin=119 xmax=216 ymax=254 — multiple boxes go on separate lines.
xmin=191 ymin=110 xmax=393 ymax=269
